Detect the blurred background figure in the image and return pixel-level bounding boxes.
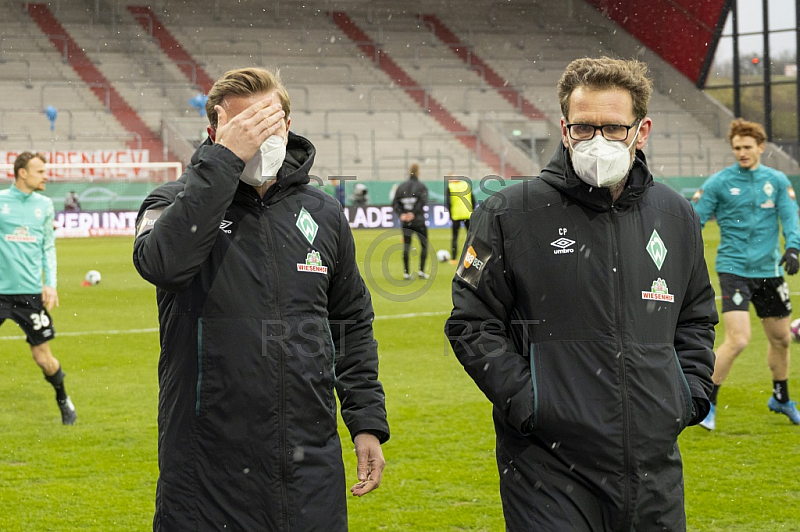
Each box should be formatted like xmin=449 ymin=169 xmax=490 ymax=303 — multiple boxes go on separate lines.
xmin=64 ymin=190 xmax=81 ymax=213
xmin=324 ymin=178 xmax=346 ymax=205
xmin=352 ymin=182 xmax=370 ymax=210
xmin=446 ymin=174 xmax=474 ymax=264
xmin=392 ymin=163 xmax=429 ymax=280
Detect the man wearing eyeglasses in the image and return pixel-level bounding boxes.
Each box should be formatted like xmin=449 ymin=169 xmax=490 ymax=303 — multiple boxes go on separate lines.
xmin=446 ymin=57 xmax=717 ymax=530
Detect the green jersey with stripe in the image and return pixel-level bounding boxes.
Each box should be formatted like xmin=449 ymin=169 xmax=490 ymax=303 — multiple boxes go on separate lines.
xmin=0 ymin=183 xmax=57 ymax=294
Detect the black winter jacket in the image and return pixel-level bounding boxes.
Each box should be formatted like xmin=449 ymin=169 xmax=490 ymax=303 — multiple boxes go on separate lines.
xmin=445 ymin=145 xmax=717 ymax=531
xmin=133 ymin=133 xmax=389 ymax=531
xmin=392 ymin=177 xmax=428 ymax=227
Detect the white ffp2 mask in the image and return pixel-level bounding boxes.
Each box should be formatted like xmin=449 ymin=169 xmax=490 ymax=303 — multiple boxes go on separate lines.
xmin=241 ymin=135 xmax=286 ymax=186
xmin=569 ymin=121 xmax=642 ymax=188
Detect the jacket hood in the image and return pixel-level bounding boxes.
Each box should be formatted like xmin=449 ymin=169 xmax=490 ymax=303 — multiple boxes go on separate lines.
xmin=539 ymin=143 xmax=653 ymax=212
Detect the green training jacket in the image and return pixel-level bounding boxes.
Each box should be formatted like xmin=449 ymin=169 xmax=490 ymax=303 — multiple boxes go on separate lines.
xmin=0 ymin=183 xmax=57 ymax=294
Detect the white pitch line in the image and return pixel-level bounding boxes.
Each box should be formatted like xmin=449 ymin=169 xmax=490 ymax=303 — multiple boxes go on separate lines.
xmin=375 ymin=310 xmax=450 ymax=320
xmin=22 ymin=292 xmax=800 ymax=340
xmin=0 ymin=327 xmax=159 ymax=341
xmin=0 ymin=312 xmax=452 ymax=341
xmin=3 ymin=292 xmax=799 ymax=341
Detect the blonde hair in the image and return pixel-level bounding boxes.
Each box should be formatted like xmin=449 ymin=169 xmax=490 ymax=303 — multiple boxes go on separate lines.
xmin=558 ymin=57 xmax=653 ymax=120
xmin=728 ymin=118 xmax=767 ymax=145
xmin=205 ymin=67 xmax=291 ymax=128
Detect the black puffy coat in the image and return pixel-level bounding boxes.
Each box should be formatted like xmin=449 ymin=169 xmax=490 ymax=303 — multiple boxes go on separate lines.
xmin=133 ymin=133 xmax=389 ymax=531
xmin=445 ymin=145 xmax=717 ymax=531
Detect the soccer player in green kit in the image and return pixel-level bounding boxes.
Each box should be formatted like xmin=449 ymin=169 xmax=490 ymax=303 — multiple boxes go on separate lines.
xmin=693 ymin=119 xmax=800 ymax=429
xmin=0 ymin=151 xmax=76 ymax=425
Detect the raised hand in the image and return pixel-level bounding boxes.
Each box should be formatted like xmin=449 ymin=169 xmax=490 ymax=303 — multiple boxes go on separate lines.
xmin=214 ymin=95 xmax=285 ymax=162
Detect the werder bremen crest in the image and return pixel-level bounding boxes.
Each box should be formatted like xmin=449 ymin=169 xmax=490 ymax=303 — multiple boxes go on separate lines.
xmin=295 ymin=207 xmax=318 ymax=244
xmin=646 ymin=229 xmax=667 ymax=270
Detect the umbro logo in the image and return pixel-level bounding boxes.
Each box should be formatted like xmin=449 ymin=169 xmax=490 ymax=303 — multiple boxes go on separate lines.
xmin=219 ymin=220 xmax=233 ymax=234
xmin=551 ymin=237 xmax=575 ymax=255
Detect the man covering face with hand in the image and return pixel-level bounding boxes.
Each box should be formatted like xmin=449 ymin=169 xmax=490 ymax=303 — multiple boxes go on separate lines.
xmin=133 ymin=67 xmax=389 ymax=531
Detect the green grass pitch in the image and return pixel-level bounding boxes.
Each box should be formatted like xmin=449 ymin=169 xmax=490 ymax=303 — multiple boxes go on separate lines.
xmin=1 ymin=226 xmax=799 ymax=531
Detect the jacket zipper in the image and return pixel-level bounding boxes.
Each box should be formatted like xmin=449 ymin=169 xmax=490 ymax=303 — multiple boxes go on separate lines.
xmin=611 ymin=206 xmax=634 ymax=530
xmin=196 ymin=318 xmax=203 ymax=416
xmin=529 ymin=344 xmax=538 ymax=430
xmin=326 ymin=320 xmax=337 ymax=414
xmin=261 ymin=199 xmax=291 ymax=527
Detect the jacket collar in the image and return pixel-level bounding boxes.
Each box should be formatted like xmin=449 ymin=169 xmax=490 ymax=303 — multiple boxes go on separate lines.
xmin=8 ymin=183 xmax=32 ymax=199
xmin=539 ymin=143 xmax=653 ymax=212
xmin=250 ymin=131 xmax=315 ymax=204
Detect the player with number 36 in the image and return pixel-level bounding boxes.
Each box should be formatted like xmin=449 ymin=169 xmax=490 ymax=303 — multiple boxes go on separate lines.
xmin=0 ymin=151 xmax=77 ymax=425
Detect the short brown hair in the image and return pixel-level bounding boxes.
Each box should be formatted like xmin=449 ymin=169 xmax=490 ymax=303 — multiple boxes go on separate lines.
xmin=558 ymin=57 xmax=653 ymax=120
xmin=728 ymin=118 xmax=766 ymax=145
xmin=409 ymin=163 xmax=419 ymax=179
xmin=14 ymin=151 xmax=47 ymax=179
xmin=205 ymin=67 xmax=291 ymax=129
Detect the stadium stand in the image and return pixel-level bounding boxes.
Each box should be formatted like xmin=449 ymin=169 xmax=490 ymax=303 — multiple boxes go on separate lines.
xmin=128 ymin=4 xmax=506 ymax=179
xmin=0 ymin=5 xmax=141 ymax=153
xmin=1 ymin=0 xmax=798 ymax=182
xmin=329 ymin=11 xmax=527 ymax=176
xmin=25 ymin=3 xmax=170 ymax=160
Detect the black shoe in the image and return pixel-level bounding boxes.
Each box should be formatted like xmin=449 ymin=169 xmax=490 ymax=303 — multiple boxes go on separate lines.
xmin=58 ymin=396 xmax=77 ymax=425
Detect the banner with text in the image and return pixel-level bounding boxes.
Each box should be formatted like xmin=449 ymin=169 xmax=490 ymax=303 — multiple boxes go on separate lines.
xmin=2 ymin=150 xmax=150 ymax=180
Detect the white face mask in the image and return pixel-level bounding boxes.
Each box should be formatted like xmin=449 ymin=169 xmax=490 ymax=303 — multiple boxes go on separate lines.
xmin=568 ymin=121 xmax=643 ymax=188
xmin=241 ymin=135 xmax=287 ymax=186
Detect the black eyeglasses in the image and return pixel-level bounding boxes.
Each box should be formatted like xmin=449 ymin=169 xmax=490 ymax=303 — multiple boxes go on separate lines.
xmin=565 ymin=119 xmax=641 ymax=141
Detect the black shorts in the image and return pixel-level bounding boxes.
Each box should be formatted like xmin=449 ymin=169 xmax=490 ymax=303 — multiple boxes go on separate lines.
xmin=0 ymin=294 xmax=56 ymax=346
xmin=718 ymin=273 xmax=792 ymax=318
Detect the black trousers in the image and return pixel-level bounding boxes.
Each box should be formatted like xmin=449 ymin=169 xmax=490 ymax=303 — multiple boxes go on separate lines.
xmin=402 ymin=224 xmax=428 ymax=273
xmin=451 ymin=218 xmax=470 ymax=259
